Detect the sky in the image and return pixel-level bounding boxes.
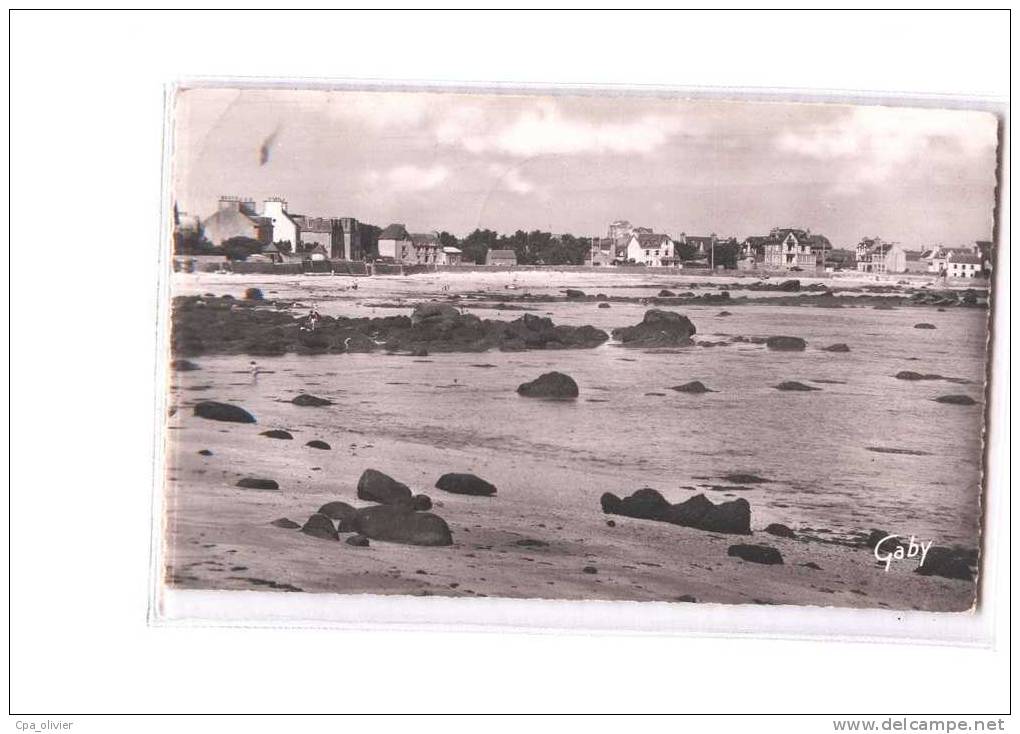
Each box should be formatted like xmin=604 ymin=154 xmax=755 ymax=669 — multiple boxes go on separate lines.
xmin=173 ymin=86 xmax=999 ymax=250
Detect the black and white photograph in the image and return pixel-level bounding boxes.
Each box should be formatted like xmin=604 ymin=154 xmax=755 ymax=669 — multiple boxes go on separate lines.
xmin=9 ymin=10 xmax=1011 ymax=725
xmin=161 ymin=85 xmax=996 ymax=613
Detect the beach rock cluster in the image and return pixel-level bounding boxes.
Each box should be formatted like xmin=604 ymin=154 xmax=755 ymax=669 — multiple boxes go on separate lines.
xmin=600 ymin=489 xmax=751 ymax=535
xmin=611 ymin=309 xmax=697 ymax=347
xmin=172 ymin=295 xmax=608 ymax=357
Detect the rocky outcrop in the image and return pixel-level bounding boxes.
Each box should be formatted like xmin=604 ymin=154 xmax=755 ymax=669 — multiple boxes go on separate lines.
xmin=915 ymin=546 xmax=977 ymax=581
xmin=194 ymin=401 xmax=256 ymax=424
xmin=601 ymin=489 xmax=751 ymax=535
xmin=670 ymin=380 xmax=713 ymax=393
xmin=236 ymin=477 xmax=279 ymax=490
xmin=728 ymin=544 xmax=784 ymax=565
xmin=435 ymin=473 xmax=497 ymax=496
xmin=352 ymin=505 xmax=453 ymax=546
xmin=301 ymin=513 xmax=339 ymax=541
xmin=292 ymin=394 xmax=332 ymax=407
xmin=172 ymin=295 xmax=609 ymax=357
xmin=356 ymin=469 xmax=414 ymax=506
xmin=261 ymin=429 xmax=293 ymax=440
xmin=766 ymin=336 xmax=806 ymax=351
xmin=317 ymin=501 xmax=358 ymax=531
xmin=611 ymin=310 xmax=696 ymax=348
xmin=517 ymin=371 xmax=579 ymax=399
xmin=934 ymin=394 xmax=978 ymax=405
xmin=775 ymin=381 xmax=820 ymax=391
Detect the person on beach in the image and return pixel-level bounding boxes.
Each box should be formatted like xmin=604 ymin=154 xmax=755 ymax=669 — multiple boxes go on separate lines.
xmin=249 ymin=360 xmax=261 ymax=382
xmin=306 ymin=307 xmax=321 ymax=331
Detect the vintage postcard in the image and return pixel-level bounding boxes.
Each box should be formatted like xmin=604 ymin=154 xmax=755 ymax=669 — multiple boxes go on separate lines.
xmin=160 ymin=84 xmax=996 ymax=616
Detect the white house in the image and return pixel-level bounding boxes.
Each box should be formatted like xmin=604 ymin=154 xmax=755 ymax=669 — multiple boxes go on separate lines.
xmin=946 ymin=251 xmax=983 ymax=279
xmin=261 ymin=198 xmax=301 ymax=250
xmin=626 ymin=233 xmax=675 ymax=266
xmin=376 ymin=223 xmax=412 ymax=261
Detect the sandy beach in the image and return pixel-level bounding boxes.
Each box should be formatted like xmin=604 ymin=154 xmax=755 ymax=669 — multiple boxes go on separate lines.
xmin=163 ymin=269 xmax=987 ymax=612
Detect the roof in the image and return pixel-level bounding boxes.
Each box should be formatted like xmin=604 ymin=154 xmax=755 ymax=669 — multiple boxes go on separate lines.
xmin=379 ymin=223 xmax=410 ymax=240
xmin=633 ymin=233 xmax=672 ymax=248
xmin=487 ymin=249 xmax=517 ymax=259
xmin=949 ymin=253 xmax=982 ymax=265
xmin=905 ymin=250 xmax=923 ymax=261
xmin=442 ymin=247 xmax=462 ymax=254
xmin=410 ymin=232 xmax=440 ymax=246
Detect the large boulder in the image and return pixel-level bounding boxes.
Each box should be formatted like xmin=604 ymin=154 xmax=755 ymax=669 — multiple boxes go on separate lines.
xmin=194 ymin=401 xmax=256 ymax=424
xmin=664 ymin=494 xmax=752 ymax=535
xmin=766 ymin=336 xmax=806 ymax=351
xmin=292 ymin=394 xmax=332 ymax=407
xmin=728 ymin=544 xmax=784 ymax=565
xmin=301 ymin=513 xmax=339 ymax=541
xmin=352 ymin=505 xmax=453 ymax=546
xmin=517 ymin=371 xmax=579 ymax=399
xmin=435 ymin=473 xmax=497 ymax=496
xmin=602 ymin=490 xmax=751 ymax=534
xmin=317 ymin=501 xmax=358 ymax=531
xmin=357 ymin=469 xmax=414 ymax=506
xmin=611 ymin=310 xmax=697 ymax=347
xmin=764 ymin=523 xmax=795 ymax=538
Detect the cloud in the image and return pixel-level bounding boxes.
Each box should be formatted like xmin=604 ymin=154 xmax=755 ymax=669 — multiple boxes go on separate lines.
xmin=366 ymin=164 xmax=449 ymax=192
xmin=776 ymin=105 xmax=997 ymax=189
xmin=438 ymin=101 xmax=684 ymax=157
xmin=487 ymin=164 xmax=535 ymax=194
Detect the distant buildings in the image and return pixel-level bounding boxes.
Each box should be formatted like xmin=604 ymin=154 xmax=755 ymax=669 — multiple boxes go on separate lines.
xmin=921 ymin=243 xmax=988 ymax=278
xmin=291 ymin=215 xmax=364 ymax=261
xmin=261 ymin=197 xmax=301 ymax=250
xmin=376 ymin=224 xmax=449 ymax=264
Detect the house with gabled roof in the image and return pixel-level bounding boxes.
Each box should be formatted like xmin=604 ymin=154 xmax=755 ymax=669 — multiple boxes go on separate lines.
xmin=485 ymin=249 xmax=517 ymax=266
xmin=626 ymin=232 xmax=675 ymax=267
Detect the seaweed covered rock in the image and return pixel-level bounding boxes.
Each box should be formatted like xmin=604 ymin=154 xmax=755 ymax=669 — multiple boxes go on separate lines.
xmin=435 ymin=473 xmax=497 ymax=496
xmin=194 ymin=401 xmax=256 ymax=424
xmin=517 ymin=371 xmax=579 ymax=399
xmin=611 ymin=310 xmax=696 ymax=348
xmin=357 ymin=469 xmax=414 ymax=506
xmin=352 ymin=505 xmax=453 ymax=546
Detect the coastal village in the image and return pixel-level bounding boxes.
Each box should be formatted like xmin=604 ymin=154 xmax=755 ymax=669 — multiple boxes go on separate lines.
xmin=173 ymin=195 xmax=994 ymax=282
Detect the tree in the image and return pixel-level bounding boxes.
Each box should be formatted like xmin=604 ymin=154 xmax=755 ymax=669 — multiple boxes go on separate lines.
xmin=713 ymin=240 xmax=742 ymax=270
xmin=675 ymin=241 xmax=702 ymax=261
xmin=219 ymin=236 xmax=265 ymax=261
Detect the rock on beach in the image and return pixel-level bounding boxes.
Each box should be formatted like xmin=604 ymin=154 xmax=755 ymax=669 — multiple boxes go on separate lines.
xmin=357 ymin=469 xmax=414 ymax=506
xmin=352 ymin=505 xmax=453 ymax=546
xmin=435 ymin=473 xmax=497 ymax=496
xmin=517 ymin=371 xmax=579 ymax=399
xmin=194 ymin=401 xmax=256 ymax=424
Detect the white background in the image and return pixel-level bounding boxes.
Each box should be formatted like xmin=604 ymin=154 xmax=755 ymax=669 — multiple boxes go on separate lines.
xmin=5 ymin=9 xmax=1012 ymax=728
